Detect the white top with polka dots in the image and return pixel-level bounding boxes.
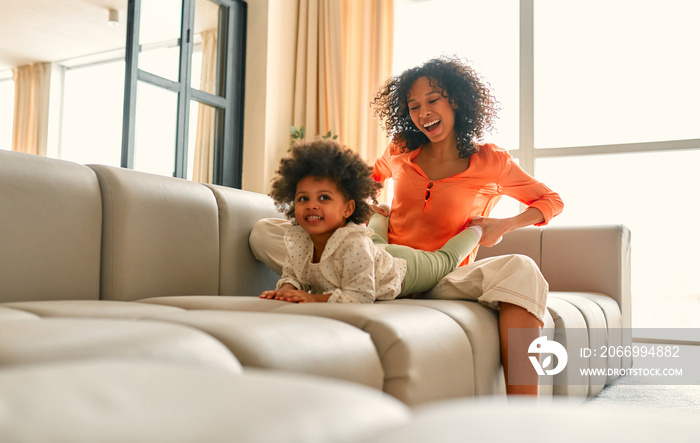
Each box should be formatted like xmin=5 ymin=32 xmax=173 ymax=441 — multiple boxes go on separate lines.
xmin=276 ymin=223 xmax=407 ymax=303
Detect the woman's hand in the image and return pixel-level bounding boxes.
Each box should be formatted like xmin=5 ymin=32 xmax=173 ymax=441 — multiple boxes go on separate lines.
xmin=469 ymin=208 xmax=545 ymax=247
xmin=468 ymin=216 xmax=506 ymax=247
xmin=369 ymin=203 xmax=390 ymax=217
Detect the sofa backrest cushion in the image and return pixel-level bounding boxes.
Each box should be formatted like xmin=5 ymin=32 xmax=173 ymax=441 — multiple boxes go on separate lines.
xmin=90 ymin=165 xmax=220 ymax=301
xmin=0 ymin=150 xmax=102 ymax=302
xmin=204 ymin=184 xmax=282 ymax=296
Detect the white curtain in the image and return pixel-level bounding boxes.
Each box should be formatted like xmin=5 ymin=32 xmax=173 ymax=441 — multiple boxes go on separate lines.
xmin=192 ymin=29 xmax=218 ymax=184
xmin=12 ymin=63 xmax=51 ymax=156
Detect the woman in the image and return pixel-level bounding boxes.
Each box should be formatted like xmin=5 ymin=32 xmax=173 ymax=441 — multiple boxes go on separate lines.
xmin=371 ymin=56 xmax=563 ymax=395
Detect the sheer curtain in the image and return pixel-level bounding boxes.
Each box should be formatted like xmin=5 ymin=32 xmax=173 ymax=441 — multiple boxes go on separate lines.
xmin=12 ymin=63 xmax=51 ymax=156
xmin=292 ymin=0 xmax=344 ymax=140
xmin=192 ymin=29 xmax=218 ymax=184
xmin=291 ymin=0 xmax=393 ymax=162
xmin=340 ymin=0 xmax=393 ymax=161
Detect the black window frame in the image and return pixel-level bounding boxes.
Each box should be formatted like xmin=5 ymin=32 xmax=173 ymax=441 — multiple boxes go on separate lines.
xmin=122 ymin=0 xmax=246 ymax=187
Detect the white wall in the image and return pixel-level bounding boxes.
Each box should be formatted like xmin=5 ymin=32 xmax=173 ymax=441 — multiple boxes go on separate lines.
xmin=241 ymin=0 xmax=298 ymax=194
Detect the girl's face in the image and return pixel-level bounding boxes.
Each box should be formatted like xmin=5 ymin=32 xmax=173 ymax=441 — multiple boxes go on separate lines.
xmin=407 ymin=76 xmax=456 ymax=145
xmin=294 ymin=176 xmax=355 ymax=242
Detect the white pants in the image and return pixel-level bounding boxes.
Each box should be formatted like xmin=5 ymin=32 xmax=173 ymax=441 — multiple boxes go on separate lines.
xmin=249 ymin=218 xmax=548 ymax=322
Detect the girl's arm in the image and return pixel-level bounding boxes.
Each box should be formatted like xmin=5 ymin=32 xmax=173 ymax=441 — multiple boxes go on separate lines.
xmin=260 ymin=250 xmax=311 ymax=300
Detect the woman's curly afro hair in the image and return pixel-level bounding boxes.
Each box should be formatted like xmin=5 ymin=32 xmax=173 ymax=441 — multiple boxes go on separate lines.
xmin=372 ymin=55 xmax=500 ymax=158
xmin=269 ymin=138 xmax=381 ymax=225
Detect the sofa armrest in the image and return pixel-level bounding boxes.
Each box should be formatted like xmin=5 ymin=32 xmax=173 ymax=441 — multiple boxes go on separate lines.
xmin=476 ymin=225 xmax=632 ymax=329
xmin=540 ymin=225 xmax=632 ymax=329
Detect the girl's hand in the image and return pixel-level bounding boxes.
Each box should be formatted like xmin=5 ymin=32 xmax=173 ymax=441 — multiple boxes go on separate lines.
xmin=260 ymin=288 xmax=330 ymax=303
xmin=468 ymin=216 xmax=505 ymax=247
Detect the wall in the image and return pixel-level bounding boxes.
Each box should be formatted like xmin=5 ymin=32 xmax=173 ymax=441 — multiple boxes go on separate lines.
xmin=241 ymin=0 xmax=298 ymax=194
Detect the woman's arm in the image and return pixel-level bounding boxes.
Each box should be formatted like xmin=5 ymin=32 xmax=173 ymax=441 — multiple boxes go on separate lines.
xmin=470 ymin=152 xmax=563 ymax=246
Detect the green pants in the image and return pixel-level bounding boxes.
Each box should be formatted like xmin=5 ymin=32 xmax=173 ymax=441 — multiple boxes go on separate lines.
xmin=368 ymin=213 xmax=480 ymax=297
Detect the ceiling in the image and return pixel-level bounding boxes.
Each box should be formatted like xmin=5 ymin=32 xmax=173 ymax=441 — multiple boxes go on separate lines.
xmin=0 ymin=0 xmax=129 ymax=72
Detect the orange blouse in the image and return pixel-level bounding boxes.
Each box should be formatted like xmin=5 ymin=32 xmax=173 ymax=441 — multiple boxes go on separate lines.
xmin=372 ymin=142 xmax=564 ymax=265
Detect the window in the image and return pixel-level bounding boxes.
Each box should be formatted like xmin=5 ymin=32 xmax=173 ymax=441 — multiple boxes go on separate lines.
xmin=60 ymin=60 xmax=124 ymax=166
xmin=537 ymin=151 xmax=700 ymax=328
xmin=393 ymin=0 xmax=519 ymax=150
xmin=1 ymin=0 xmax=246 ymax=188
xmin=534 ymin=0 xmax=700 ymax=148
xmin=123 ymin=0 xmax=247 ymax=186
xmin=393 ymin=0 xmax=700 ymax=331
xmin=0 ymin=76 xmax=13 ymax=150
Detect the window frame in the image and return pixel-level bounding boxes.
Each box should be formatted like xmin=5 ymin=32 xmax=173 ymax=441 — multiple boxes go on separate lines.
xmin=122 ymin=0 xmax=247 ymax=187
xmin=514 ymin=0 xmax=700 ymax=172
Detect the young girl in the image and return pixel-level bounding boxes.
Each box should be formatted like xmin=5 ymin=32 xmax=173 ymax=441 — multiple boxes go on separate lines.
xmin=259 ymin=139 xmax=482 ymax=304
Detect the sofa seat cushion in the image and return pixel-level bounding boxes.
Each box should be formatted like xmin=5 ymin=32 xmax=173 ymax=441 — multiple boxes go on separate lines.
xmin=135 ymin=309 xmax=384 ymax=389
xmin=0 ymin=317 xmax=241 ymax=372
xmin=2 ymin=300 xmax=383 ymax=389
xmin=0 ymin=307 xmax=39 ymax=320
xmin=139 ymin=294 xmax=284 ymax=312
xmin=0 ymin=361 xmax=411 ymax=443
xmin=138 ymin=295 xmax=475 ymax=406
xmin=384 ymin=298 xmax=504 ymax=396
xmin=2 ymin=299 xmax=187 ymax=319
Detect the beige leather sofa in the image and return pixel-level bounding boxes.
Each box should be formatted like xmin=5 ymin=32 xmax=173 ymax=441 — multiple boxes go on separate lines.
xmin=0 ymin=149 xmax=637 ymax=441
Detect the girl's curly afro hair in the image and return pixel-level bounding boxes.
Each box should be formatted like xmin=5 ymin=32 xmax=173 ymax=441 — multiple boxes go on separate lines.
xmin=269 ymin=138 xmax=382 ymax=225
xmin=372 ymin=55 xmax=500 ymax=159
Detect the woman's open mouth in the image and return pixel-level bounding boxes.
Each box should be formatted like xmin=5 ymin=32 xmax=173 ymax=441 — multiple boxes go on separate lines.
xmin=423 ymin=119 xmax=441 ymax=134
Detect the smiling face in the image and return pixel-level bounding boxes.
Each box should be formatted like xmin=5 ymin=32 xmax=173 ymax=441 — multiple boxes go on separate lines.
xmin=407 ymin=76 xmax=456 ymax=145
xmin=294 ymin=176 xmax=356 ymax=243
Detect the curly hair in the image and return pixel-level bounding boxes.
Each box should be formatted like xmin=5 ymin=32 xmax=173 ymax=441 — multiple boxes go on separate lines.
xmin=269 ymin=138 xmax=381 ymax=225
xmin=372 ymin=55 xmax=500 ymax=158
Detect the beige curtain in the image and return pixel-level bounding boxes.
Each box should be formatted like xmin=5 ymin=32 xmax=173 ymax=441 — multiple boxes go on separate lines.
xmin=292 ymin=0 xmax=344 ymax=139
xmin=192 ymin=29 xmax=218 ymax=184
xmin=292 ymin=0 xmax=393 ymax=162
xmin=12 ymin=63 xmax=51 ymax=156
xmin=340 ymin=0 xmax=393 ymax=161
